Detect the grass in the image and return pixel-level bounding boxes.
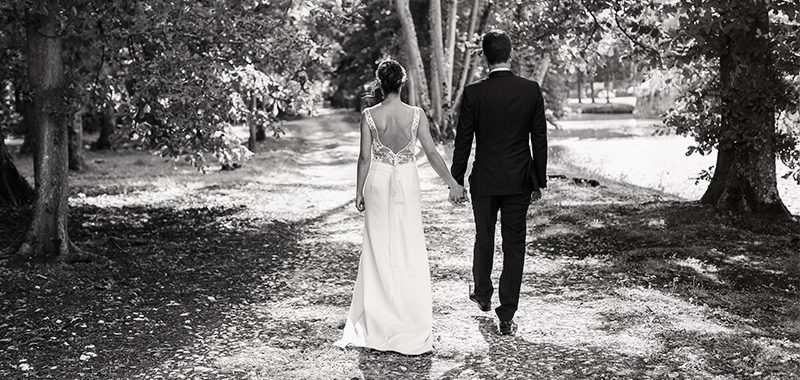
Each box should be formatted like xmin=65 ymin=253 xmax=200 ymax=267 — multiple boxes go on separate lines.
xmin=1 ymin=110 xmax=799 ymax=379
xmin=569 ymin=102 xmax=636 ymax=114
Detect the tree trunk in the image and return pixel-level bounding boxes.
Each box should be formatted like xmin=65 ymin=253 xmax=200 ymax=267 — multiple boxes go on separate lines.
xmin=450 ymin=0 xmax=491 ymax=122
xmin=256 ymin=92 xmax=267 ymax=141
xmin=444 ymin=0 xmax=458 ymax=103
xmin=256 ymin=125 xmax=267 ymax=141
xmin=701 ymin=0 xmax=791 ymax=219
xmin=396 ymin=0 xmax=432 ymax=119
xmin=452 ymin=0 xmax=481 ymax=110
xmin=68 ymin=108 xmax=85 ymax=171
xmin=12 ymin=12 xmax=80 ymax=262
xmin=407 ymin=69 xmax=418 ymax=106
xmin=533 ymin=54 xmax=551 ymax=84
xmin=0 ymin=137 xmax=34 ymax=206
xmin=590 ymin=76 xmax=595 ymax=103
xmin=91 ymin=109 xmax=115 ymax=150
xmin=429 ymin=0 xmax=446 ymax=129
xmin=701 ymin=144 xmax=733 ymax=205
xmin=247 ymin=92 xmax=257 ymax=153
xmin=577 ymin=70 xmax=583 ymax=104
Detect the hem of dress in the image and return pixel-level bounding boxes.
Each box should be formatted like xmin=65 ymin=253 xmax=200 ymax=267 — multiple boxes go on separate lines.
xmin=333 ymin=339 xmax=433 ymax=356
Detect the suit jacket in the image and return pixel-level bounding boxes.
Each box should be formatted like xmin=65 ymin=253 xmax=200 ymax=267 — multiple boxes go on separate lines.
xmin=451 ymin=70 xmax=548 ymax=195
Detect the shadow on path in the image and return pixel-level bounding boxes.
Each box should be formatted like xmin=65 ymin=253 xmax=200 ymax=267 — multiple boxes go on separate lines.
xmin=358 ymin=348 xmax=433 ymax=380
xmin=438 ymin=316 xmax=647 ymax=379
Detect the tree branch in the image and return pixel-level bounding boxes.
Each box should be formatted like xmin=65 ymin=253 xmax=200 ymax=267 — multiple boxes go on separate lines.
xmin=611 ymin=1 xmax=663 ymax=66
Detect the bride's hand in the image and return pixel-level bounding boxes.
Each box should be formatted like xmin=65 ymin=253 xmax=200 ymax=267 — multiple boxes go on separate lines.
xmin=355 ymin=194 xmax=365 ymax=212
xmin=448 ymin=184 xmax=468 ymax=205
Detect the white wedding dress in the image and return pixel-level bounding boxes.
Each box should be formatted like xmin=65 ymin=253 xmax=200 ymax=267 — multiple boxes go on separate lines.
xmin=334 ymin=106 xmax=433 ymax=355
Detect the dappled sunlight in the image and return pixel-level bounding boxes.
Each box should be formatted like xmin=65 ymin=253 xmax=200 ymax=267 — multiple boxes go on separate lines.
xmin=647 ymin=218 xmax=666 ymax=228
xmin=615 ymin=287 xmax=733 ymax=335
xmin=213 ymin=340 xmax=361 ymax=378
xmin=71 ymin=181 xmax=204 ymax=208
xmin=672 ymin=257 xmax=721 ymax=283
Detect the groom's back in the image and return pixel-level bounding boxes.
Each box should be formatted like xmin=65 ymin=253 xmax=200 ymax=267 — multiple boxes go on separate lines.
xmin=457 ymin=71 xmax=546 ymax=195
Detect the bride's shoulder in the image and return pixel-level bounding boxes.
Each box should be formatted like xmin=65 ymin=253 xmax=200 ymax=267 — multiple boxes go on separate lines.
xmin=405 ymin=104 xmax=424 ymax=115
xmin=362 ymin=104 xmax=379 ymax=114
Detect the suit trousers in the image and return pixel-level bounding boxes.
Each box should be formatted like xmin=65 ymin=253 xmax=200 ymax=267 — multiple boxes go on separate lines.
xmin=471 ymin=192 xmax=530 ymax=322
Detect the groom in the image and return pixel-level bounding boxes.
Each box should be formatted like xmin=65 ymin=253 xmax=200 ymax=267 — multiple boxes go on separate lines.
xmin=450 ymin=29 xmax=548 ymax=335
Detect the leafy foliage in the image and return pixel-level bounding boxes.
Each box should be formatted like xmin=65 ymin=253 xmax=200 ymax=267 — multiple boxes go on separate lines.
xmin=326 ymin=0 xmax=408 ymax=109
xmin=1 ymin=0 xmax=339 ymax=168
xmin=603 ymin=0 xmax=800 ymax=184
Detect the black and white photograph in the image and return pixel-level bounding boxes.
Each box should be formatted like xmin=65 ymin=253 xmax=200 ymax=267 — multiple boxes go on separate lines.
xmin=1 ymin=0 xmax=799 ymax=378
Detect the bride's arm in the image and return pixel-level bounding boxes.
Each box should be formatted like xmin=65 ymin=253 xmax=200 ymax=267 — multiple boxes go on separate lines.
xmin=355 ymin=112 xmax=371 ymax=211
xmin=417 ymin=114 xmax=461 ymax=191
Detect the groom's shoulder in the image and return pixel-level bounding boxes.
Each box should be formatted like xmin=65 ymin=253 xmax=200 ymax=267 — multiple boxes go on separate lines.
xmin=516 ymin=75 xmax=542 ymax=89
xmin=467 ymin=75 xmax=541 ymax=90
xmin=465 ymin=77 xmax=489 ymax=89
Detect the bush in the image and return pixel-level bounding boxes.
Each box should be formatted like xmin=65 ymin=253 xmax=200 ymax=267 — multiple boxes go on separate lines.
xmin=577 ymin=103 xmax=635 ymax=114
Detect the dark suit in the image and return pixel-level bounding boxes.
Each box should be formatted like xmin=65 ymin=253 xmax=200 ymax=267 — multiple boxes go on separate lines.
xmin=450 ymin=70 xmax=547 ymax=322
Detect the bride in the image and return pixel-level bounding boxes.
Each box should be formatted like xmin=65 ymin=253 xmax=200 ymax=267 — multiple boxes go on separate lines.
xmin=334 ymin=59 xmax=467 ymax=355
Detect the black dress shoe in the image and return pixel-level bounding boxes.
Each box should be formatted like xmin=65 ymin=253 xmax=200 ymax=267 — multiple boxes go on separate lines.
xmin=499 ymin=319 xmax=515 ymax=335
xmin=469 ymin=293 xmax=491 ymax=312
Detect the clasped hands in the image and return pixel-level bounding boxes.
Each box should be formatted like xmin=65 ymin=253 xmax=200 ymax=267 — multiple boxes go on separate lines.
xmin=448 ymin=184 xmax=469 ymax=205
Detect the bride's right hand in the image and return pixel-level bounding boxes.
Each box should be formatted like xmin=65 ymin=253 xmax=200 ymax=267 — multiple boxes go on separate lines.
xmin=355 ymin=194 xmax=365 ymax=212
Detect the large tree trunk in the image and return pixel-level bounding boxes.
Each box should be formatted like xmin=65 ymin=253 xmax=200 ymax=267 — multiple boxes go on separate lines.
xmin=396 ymin=0 xmax=432 ymax=121
xmin=701 ymin=1 xmax=791 ymax=219
xmin=577 ymin=70 xmax=583 ymax=104
xmin=68 ymin=108 xmax=85 ymax=171
xmin=701 ymin=144 xmax=733 ymax=205
xmin=443 ymin=0 xmax=458 ymax=103
xmin=428 ymin=0 xmax=446 ymax=132
xmin=91 ymin=109 xmax=115 ymax=150
xmin=12 ymin=12 xmax=79 ymax=262
xmin=0 ymin=137 xmax=34 ymax=205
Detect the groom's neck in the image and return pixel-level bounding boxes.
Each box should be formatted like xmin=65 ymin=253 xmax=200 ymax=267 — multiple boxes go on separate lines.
xmin=488 ymin=62 xmax=511 ymax=71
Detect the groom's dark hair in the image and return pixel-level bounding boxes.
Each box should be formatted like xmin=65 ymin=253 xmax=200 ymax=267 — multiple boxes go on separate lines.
xmin=481 ymin=30 xmax=512 ymax=65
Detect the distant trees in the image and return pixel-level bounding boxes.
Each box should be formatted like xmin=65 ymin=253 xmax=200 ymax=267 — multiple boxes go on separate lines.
xmin=335 ymin=0 xmax=500 ymax=138
xmin=335 ymin=0 xmax=610 ymax=137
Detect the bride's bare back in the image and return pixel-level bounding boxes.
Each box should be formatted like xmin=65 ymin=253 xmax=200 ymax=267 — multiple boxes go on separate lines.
xmin=366 ymin=103 xmax=417 ymax=154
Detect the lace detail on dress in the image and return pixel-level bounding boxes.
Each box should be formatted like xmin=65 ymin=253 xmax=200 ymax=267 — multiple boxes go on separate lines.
xmin=365 ymin=108 xmax=419 ymax=166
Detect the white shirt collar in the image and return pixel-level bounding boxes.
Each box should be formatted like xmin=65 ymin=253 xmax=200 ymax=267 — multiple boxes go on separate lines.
xmin=489 ymin=67 xmax=511 ymax=73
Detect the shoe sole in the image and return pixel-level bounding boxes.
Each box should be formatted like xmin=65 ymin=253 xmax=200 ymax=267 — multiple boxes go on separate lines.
xmin=469 ymin=296 xmax=490 ymax=312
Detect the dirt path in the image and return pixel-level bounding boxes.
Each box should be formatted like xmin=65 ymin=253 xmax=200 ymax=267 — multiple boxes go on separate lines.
xmin=3 ymin=111 xmax=798 ymax=379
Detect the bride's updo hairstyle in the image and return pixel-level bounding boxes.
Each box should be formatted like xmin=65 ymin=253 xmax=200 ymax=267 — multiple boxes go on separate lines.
xmin=376 ymin=59 xmax=407 ymax=94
